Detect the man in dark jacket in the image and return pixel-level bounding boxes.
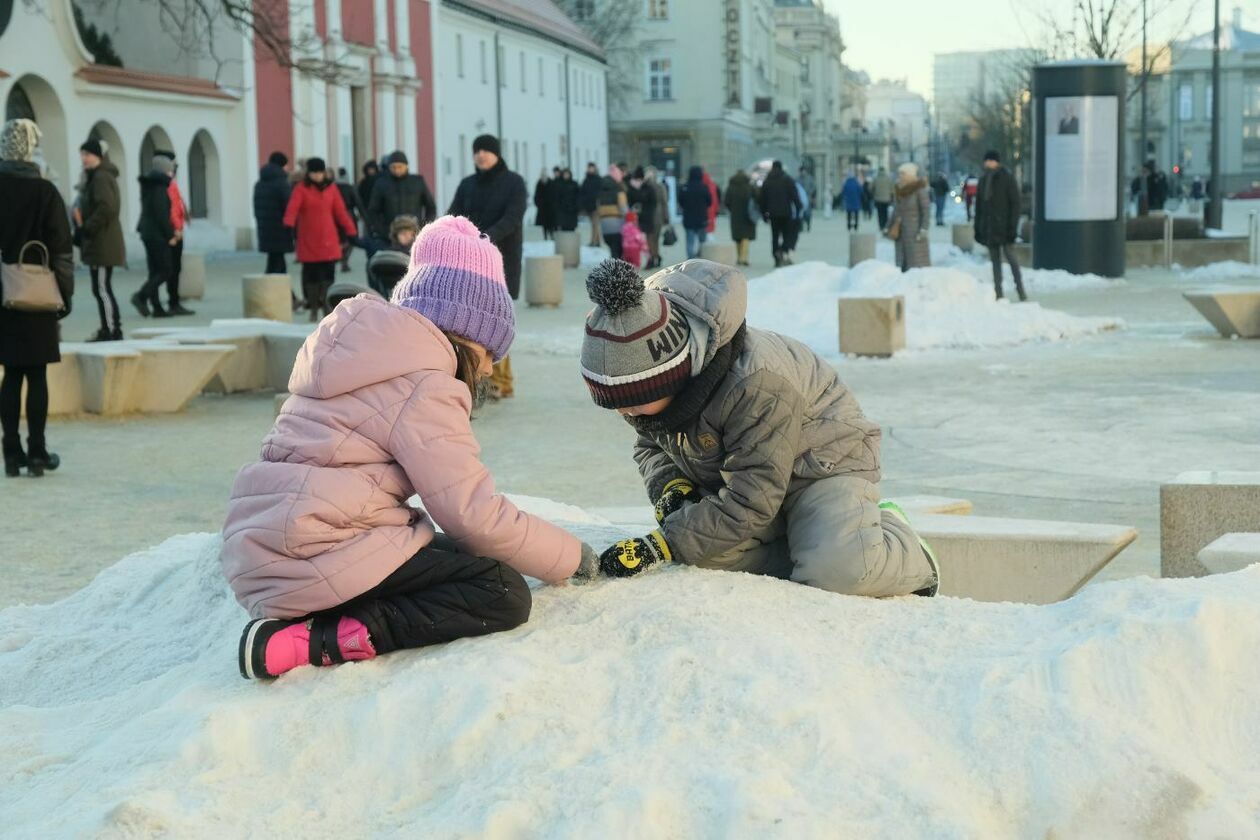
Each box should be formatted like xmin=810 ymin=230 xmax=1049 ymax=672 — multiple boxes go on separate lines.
xmin=757 ymin=160 xmax=801 ymax=267
xmin=580 ymin=162 xmax=603 ymax=246
xmin=368 ymin=150 xmax=436 ymax=243
xmin=974 ymin=150 xmax=1025 ymax=301
xmin=78 ymin=138 xmax=126 ymax=340
xmin=132 ymin=155 xmax=177 ymax=317
xmin=357 ymin=160 xmax=380 ymax=209
xmin=254 ymin=151 xmax=293 ymax=275
xmin=448 ymin=134 xmax=527 ymax=400
xmin=930 ymin=173 xmax=950 ymax=226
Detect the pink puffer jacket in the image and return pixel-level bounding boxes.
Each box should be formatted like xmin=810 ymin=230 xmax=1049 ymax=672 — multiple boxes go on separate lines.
xmin=221 ymin=295 xmax=581 ymax=619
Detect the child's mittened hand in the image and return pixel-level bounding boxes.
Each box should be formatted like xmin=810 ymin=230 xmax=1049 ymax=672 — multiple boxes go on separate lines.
xmin=572 ymin=543 xmax=601 ymax=580
xmin=599 ymin=531 xmax=672 ymax=578
xmin=654 ymin=477 xmax=701 ymax=524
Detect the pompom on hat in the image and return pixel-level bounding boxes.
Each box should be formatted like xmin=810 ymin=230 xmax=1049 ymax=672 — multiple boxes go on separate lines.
xmin=390 ymin=215 xmax=516 ymax=361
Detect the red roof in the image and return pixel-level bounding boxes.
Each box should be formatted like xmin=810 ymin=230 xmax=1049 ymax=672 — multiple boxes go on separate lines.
xmin=75 ymin=65 xmax=238 ymax=101
xmin=449 ymin=0 xmax=604 ymax=59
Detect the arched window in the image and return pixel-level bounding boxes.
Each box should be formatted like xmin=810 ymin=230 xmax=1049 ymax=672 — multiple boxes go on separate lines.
xmin=189 ymin=135 xmax=208 ymax=218
xmin=5 ymin=83 xmax=35 ymax=122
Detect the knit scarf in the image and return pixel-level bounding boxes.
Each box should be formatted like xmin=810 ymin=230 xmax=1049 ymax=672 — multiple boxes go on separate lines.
xmin=627 ymin=323 xmax=747 ymax=435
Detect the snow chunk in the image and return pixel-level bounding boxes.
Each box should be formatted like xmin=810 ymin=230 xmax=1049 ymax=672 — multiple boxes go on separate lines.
xmin=1180 ymin=261 xmax=1260 ymax=282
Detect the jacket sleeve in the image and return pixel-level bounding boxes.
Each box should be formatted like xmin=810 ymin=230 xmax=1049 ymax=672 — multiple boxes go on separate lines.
xmin=81 ymin=174 xmax=119 ymax=237
xmin=660 ymin=371 xmax=803 ymax=566
xmin=331 ymin=188 xmax=356 ymax=238
xmin=1006 ymin=174 xmax=1022 ymax=240
xmin=632 ymin=433 xmax=687 ymax=503
xmin=419 ymin=176 xmax=437 ymax=225
xmin=282 ymin=185 xmax=303 ymax=229
xmin=484 ymin=176 xmax=527 ymax=244
xmin=154 ymin=188 xmax=175 ymax=241
xmin=44 ymin=187 xmax=75 ymax=305
xmin=391 ymin=376 xmax=582 ymax=583
xmin=447 ymin=180 xmax=466 ymax=217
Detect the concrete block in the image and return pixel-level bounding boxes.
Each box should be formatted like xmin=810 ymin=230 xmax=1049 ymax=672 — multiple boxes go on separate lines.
xmin=243 ymin=274 xmax=294 ymax=322
xmin=554 ymin=230 xmax=581 ymax=268
xmin=848 ymin=232 xmax=876 ymax=267
xmin=913 ymin=513 xmax=1138 ymax=604
xmin=1198 ymin=533 xmax=1260 ymax=575
xmin=839 ymin=296 xmax=905 ymax=357
xmin=1183 ymin=290 xmax=1260 ymax=338
xmin=129 ymin=344 xmax=233 ymax=413
xmin=74 ymin=345 xmax=142 ymax=415
xmin=1161 ymin=472 xmax=1260 ymax=577
xmin=525 ymin=255 xmax=565 ymax=307
xmin=263 ymin=333 xmax=309 ymax=392
xmin=275 ymin=392 xmax=290 ymax=417
xmin=3 ymin=353 xmax=84 ymax=416
xmin=699 ymin=241 xmax=738 ymax=267
xmin=952 ymin=224 xmax=975 ymax=252
xmin=180 ymin=252 xmax=206 ymax=300
xmin=887 ymin=496 xmax=973 ymax=516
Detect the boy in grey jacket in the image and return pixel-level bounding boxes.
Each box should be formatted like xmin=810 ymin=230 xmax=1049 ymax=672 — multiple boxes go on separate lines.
xmin=580 ymin=259 xmax=939 ymax=597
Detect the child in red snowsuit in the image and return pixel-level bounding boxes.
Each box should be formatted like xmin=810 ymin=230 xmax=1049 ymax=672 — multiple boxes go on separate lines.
xmin=621 ymin=210 xmax=648 ymax=269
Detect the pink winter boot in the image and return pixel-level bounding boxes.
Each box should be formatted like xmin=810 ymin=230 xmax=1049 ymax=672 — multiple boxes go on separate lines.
xmin=238 ymin=616 xmax=376 ymax=680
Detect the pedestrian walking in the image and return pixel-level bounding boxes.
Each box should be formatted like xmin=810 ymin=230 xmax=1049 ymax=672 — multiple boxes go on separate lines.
xmin=974 ymin=150 xmax=1026 ymax=301
xmin=357 ymin=160 xmax=380 ymax=210
xmin=155 ymin=151 xmax=194 ymax=316
xmin=254 ymin=151 xmax=294 ymax=276
xmin=554 ymin=168 xmax=580 ymax=232
xmin=724 ymin=169 xmax=757 ymax=266
xmin=131 ymin=155 xmax=177 ymax=318
xmin=77 ymin=137 xmax=126 ymax=341
xmin=646 ymin=167 xmax=670 ymax=268
xmin=533 ymin=168 xmax=555 ymax=240
xmin=798 ymin=166 xmax=817 ymax=232
xmin=758 ymin=160 xmax=801 ymax=267
xmin=0 ymin=119 xmax=74 ymax=478
xmin=628 ymin=166 xmax=661 ymax=267
xmin=962 ymin=174 xmax=978 ymax=221
xmin=678 ymin=166 xmax=712 ymax=259
xmin=580 ymin=162 xmax=602 ymax=246
xmin=930 ymin=172 xmax=950 ymax=226
xmin=889 ymin=162 xmax=931 ymax=272
xmin=841 ymin=172 xmax=863 ymax=231
xmin=861 ymin=177 xmax=874 ymax=220
xmin=702 ymin=169 xmax=719 ymax=235
xmin=447 ymin=134 xmax=528 ymax=400
xmin=367 ymin=150 xmax=436 ymax=244
xmin=871 ymin=168 xmax=893 ymax=230
xmin=336 ymin=167 xmax=366 ymax=273
xmin=224 ymin=215 xmax=595 ymax=680
xmin=595 ymin=164 xmax=628 ymax=260
xmin=784 ymin=178 xmax=810 ymax=260
xmin=283 ymin=157 xmax=357 ymax=321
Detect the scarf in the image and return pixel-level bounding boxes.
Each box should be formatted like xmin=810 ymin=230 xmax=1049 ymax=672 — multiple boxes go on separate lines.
xmin=0 ymin=119 xmax=41 ymax=163
xmin=627 ymin=323 xmax=747 ymax=436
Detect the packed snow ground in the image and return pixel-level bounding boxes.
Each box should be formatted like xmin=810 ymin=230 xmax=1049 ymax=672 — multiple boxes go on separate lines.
xmin=747 ymin=260 xmax=1122 ymax=355
xmin=2 ymin=496 xmax=1258 ymax=838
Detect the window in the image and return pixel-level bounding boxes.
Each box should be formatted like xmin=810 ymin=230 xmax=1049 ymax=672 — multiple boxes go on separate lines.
xmin=646 ymin=0 xmax=668 ymax=19
xmin=572 ymin=69 xmax=579 ymax=104
xmin=647 ymin=57 xmax=672 ymax=101
xmin=456 ymin=34 xmax=464 ymax=79
xmin=498 ymin=45 xmax=506 ymax=88
xmin=557 ymin=63 xmax=564 ymax=101
xmin=572 ymin=0 xmax=594 ymax=20
xmin=480 ymin=41 xmax=487 ymax=84
xmin=596 ymin=79 xmax=602 ymax=110
xmin=538 ymin=57 xmax=545 ymax=97
xmin=459 ymin=133 xmax=466 ymax=173
xmin=1179 ymin=83 xmax=1192 ymax=120
xmin=520 ymin=51 xmax=526 ymax=92
xmin=1244 ymin=79 xmax=1260 ymax=117
xmin=1205 ymin=83 xmax=1213 ymax=119
xmin=542 ymin=142 xmax=547 ymax=169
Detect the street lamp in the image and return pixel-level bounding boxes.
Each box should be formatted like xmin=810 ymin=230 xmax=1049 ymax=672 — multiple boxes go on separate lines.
xmin=1206 ymin=0 xmax=1223 ymax=229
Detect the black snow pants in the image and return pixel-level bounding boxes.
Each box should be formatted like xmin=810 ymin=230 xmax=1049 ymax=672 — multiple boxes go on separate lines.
xmin=333 ymin=535 xmax=532 ymax=655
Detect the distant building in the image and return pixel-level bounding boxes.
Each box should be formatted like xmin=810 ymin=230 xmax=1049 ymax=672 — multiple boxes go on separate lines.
xmin=933 ymin=48 xmax=1040 ymax=149
xmin=864 ymin=79 xmax=929 ymax=169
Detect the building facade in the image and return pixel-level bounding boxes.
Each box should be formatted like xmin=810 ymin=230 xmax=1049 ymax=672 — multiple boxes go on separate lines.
xmin=864 ymin=79 xmax=929 ymax=169
xmin=933 ymin=48 xmax=1038 ymax=147
xmin=431 ymin=0 xmax=608 ymax=210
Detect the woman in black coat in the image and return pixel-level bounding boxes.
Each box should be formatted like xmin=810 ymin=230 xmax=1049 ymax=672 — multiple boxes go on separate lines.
xmin=0 ymin=119 xmax=75 ymax=477
xmin=254 ymin=152 xmax=294 ymax=274
xmin=553 ymin=169 xmax=580 ymax=232
xmin=533 ymin=170 xmax=556 ymax=240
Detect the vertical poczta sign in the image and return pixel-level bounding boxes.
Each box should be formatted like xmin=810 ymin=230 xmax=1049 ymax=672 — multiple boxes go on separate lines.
xmin=726 ymin=0 xmax=740 ymax=108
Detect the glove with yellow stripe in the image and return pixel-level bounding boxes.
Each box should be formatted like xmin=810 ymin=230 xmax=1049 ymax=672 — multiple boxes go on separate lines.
xmin=654 ymin=478 xmax=702 ymax=525
xmin=599 ymin=530 xmax=672 ymax=578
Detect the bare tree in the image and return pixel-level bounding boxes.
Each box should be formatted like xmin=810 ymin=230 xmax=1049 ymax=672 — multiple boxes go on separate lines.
xmin=552 ymin=0 xmax=641 ymax=110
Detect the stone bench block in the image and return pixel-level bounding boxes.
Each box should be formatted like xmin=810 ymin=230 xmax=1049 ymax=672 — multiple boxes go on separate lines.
xmin=887 ymin=495 xmax=974 ymax=516
xmin=264 ymin=333 xmax=310 ymax=392
xmin=839 ymin=296 xmax=905 ymax=357
xmin=699 ymin=241 xmax=738 ymax=267
xmin=912 ymin=513 xmax=1138 ymax=604
xmin=1161 ymin=471 xmax=1260 ymax=577
xmin=180 ymin=252 xmax=206 ymax=300
xmin=952 ymin=224 xmax=975 ymax=252
xmin=129 ymin=344 xmax=234 ymax=413
xmin=849 ymin=232 xmax=876 ymax=267
xmin=71 ymin=345 xmax=142 ymax=415
xmin=554 ymin=230 xmax=581 ymax=268
xmin=1198 ymin=533 xmax=1260 ymax=575
xmin=525 ymin=255 xmax=565 ymax=307
xmin=2 ymin=354 xmax=84 ymax=416
xmin=242 ymin=274 xmax=294 ymax=322
xmin=1183 ymin=290 xmax=1260 ymax=338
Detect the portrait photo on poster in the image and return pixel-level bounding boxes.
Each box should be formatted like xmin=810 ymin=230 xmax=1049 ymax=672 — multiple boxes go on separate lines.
xmin=1044 ymin=95 xmax=1118 ymax=222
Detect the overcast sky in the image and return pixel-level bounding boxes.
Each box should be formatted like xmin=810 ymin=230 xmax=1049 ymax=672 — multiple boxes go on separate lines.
xmin=820 ymin=0 xmax=1243 ymax=101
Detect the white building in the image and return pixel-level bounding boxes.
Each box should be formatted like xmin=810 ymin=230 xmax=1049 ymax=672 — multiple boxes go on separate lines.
xmin=864 ymin=79 xmax=930 ymax=168
xmin=933 ymin=48 xmax=1040 ymax=147
xmin=431 ymin=0 xmax=608 ymax=209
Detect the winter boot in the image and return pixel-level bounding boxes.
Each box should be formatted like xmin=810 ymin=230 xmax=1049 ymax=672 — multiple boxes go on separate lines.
xmin=26 ymin=440 xmax=60 ymax=477
xmin=87 ymin=327 xmax=113 ymax=342
xmin=878 ymin=500 xmax=940 ymax=597
xmin=110 ymin=327 xmax=124 ymax=341
xmin=168 ymin=302 xmax=196 ymax=316
xmin=3 ymin=439 xmax=26 ymax=478
xmin=238 ymin=616 xmax=375 ymax=680
xmin=151 ymin=304 xmax=171 ymax=318
xmin=129 ymin=292 xmax=150 ymax=318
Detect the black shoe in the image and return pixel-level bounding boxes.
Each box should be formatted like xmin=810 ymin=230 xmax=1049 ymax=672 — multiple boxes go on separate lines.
xmin=4 ymin=445 xmax=26 ymax=478
xmin=130 ymin=293 xmax=150 ymax=318
xmin=168 ymin=303 xmax=196 ymax=316
xmin=87 ymin=327 xmax=113 ymax=342
xmin=26 ymin=448 xmax=59 ymax=477
xmin=111 ymin=327 xmax=124 ymax=341
xmin=151 ymin=305 xmax=171 ymax=318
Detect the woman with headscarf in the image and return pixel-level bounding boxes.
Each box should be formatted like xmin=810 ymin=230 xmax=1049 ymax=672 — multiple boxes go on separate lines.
xmin=0 ymin=119 xmax=75 ymax=477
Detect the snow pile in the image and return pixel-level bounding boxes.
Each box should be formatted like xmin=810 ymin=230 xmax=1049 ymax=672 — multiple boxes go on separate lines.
xmin=580 ymin=245 xmax=611 ymax=267
xmin=871 ymin=241 xmax=1118 ymax=292
xmin=747 ymin=261 xmax=1122 ymax=354
xmin=1179 ymin=261 xmax=1260 ymax=282
xmin=3 ymin=496 xmax=1260 ymax=837
xmin=521 ymin=240 xmax=557 ymax=258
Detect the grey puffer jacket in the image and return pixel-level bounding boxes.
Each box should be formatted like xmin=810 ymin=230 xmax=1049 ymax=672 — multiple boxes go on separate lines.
xmin=631 ymin=260 xmax=881 ymax=567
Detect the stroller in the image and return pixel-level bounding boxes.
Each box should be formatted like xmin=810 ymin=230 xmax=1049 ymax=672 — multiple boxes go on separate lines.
xmin=367 ymin=249 xmax=410 ymax=300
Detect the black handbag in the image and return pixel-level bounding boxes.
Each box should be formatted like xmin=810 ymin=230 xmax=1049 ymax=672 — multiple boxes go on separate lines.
xmin=662 ymin=225 xmax=678 ymax=247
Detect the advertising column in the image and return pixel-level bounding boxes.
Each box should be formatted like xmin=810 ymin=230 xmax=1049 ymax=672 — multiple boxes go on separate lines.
xmin=1032 ymin=61 xmax=1126 ymax=277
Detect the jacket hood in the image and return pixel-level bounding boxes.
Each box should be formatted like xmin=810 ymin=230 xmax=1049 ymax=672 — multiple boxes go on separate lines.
xmin=94 ymin=160 xmax=119 ymax=178
xmin=259 ymin=162 xmax=287 ymax=182
xmin=645 ymin=259 xmax=747 ymax=368
xmin=895 ymin=177 xmax=928 ymax=197
xmin=0 ymin=160 xmax=40 ymax=178
xmin=288 ymin=295 xmax=456 ymax=400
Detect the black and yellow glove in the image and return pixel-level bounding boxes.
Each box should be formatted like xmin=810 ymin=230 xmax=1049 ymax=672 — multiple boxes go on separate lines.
xmin=654 ymin=478 xmax=701 ymax=524
xmin=599 ymin=530 xmax=672 ymax=578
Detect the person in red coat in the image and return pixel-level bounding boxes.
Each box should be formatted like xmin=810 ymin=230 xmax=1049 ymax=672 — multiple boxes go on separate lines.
xmin=284 ymin=158 xmax=356 ymax=320
xmin=702 ymin=169 xmax=719 ymax=234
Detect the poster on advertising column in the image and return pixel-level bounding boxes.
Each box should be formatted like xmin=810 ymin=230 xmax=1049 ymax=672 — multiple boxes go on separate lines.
xmin=1044 ymin=95 xmax=1119 ymax=221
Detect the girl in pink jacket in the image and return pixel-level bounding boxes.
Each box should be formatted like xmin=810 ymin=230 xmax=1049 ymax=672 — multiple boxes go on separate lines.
xmin=222 ymin=215 xmax=594 ymax=680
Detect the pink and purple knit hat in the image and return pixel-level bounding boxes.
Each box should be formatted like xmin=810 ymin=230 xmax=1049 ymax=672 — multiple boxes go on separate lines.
xmin=391 ymin=215 xmax=516 ymax=361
